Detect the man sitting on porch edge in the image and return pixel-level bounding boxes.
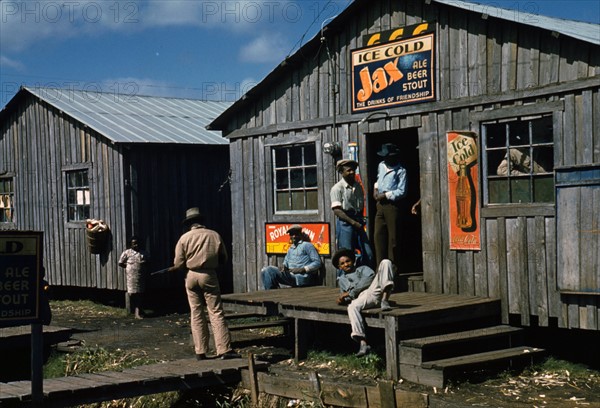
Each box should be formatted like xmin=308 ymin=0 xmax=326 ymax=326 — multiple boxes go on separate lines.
xmin=261 ymin=224 xmax=322 ymax=289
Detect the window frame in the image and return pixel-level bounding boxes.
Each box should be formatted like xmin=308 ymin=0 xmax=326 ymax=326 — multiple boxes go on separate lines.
xmin=470 ymin=102 xmax=561 ymax=217
xmin=0 ymin=175 xmax=16 ymax=226
xmin=271 ymin=142 xmax=319 ymax=215
xmin=481 ymin=114 xmax=555 ymax=205
xmin=64 ymin=165 xmax=92 ymax=224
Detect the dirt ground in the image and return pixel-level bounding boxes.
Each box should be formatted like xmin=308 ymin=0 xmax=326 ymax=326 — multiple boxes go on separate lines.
xmin=48 ymin=301 xmax=600 ymax=408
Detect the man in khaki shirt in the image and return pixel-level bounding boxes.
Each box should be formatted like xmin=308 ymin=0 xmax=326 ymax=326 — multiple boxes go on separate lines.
xmin=170 ymin=207 xmax=240 ymax=360
xmin=330 ymin=159 xmax=373 ymax=268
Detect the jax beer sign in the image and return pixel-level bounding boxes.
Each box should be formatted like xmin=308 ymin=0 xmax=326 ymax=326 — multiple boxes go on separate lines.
xmin=351 ymin=32 xmax=435 ymax=113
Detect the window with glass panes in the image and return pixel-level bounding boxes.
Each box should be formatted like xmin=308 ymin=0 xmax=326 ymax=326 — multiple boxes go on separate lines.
xmin=0 ymin=178 xmax=14 ymax=223
xmin=273 ymin=144 xmax=318 ymax=212
xmin=483 ymin=115 xmax=554 ymax=204
xmin=66 ymin=170 xmax=90 ymax=221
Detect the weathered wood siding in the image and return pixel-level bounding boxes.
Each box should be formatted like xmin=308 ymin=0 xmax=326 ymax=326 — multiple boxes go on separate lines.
xmin=0 ymin=94 xmax=128 ymax=289
xmin=220 ymin=0 xmax=600 ymax=329
xmin=0 ymin=96 xmax=233 ymax=293
xmin=126 ymin=145 xmax=233 ymax=293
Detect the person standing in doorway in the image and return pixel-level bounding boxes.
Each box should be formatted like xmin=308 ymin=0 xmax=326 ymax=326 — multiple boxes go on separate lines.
xmin=118 ymin=236 xmax=149 ymax=319
xmin=330 ymin=159 xmax=374 ymax=268
xmin=373 ymin=143 xmax=407 ymax=267
xmin=168 ymin=207 xmax=240 ymax=360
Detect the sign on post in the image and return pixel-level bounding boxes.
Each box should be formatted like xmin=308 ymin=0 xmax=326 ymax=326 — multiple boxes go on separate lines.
xmin=0 ymin=231 xmax=43 ymax=326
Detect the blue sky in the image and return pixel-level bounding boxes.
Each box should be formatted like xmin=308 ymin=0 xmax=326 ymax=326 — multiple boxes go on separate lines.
xmin=1 ymin=0 xmax=599 ymax=108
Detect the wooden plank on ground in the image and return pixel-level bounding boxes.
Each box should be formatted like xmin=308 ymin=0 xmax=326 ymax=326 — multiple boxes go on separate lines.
xmin=378 ymin=380 xmax=396 ymax=408
xmin=85 ymin=370 xmax=148 ymax=385
xmin=395 ymin=389 xmax=428 ymax=408
xmin=42 ymin=379 xmax=79 ymax=398
xmin=72 ymin=373 xmax=120 ymax=386
xmin=320 ymin=381 xmax=368 ymax=407
xmin=0 ymin=381 xmax=31 ymax=398
xmin=254 ymin=371 xmax=318 ymax=400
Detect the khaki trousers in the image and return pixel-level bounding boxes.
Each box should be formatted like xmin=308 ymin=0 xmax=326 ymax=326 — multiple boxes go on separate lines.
xmin=348 ymin=260 xmax=396 ymax=340
xmin=185 ymin=270 xmax=232 ymax=355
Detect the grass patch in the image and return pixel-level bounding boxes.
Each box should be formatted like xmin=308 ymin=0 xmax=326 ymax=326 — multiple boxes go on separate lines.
xmin=533 ymin=356 xmax=599 ymax=380
xmin=50 ymin=300 xmax=128 ymax=319
xmin=306 ymin=349 xmax=385 ymax=378
xmin=44 ymin=347 xmax=181 ymax=407
xmin=44 ymin=347 xmax=157 ymax=378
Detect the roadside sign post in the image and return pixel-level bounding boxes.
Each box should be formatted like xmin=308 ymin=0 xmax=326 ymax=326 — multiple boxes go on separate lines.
xmin=0 ymin=231 xmax=44 ymax=405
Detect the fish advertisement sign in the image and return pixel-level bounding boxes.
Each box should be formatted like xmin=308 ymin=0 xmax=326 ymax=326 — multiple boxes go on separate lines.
xmin=351 ymin=32 xmax=435 ymax=113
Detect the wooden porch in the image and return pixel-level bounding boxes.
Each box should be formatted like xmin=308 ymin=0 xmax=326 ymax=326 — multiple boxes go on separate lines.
xmin=222 ymin=288 xmax=506 ymax=381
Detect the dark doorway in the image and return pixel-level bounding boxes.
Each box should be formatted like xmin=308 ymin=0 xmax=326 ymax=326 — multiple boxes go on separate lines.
xmin=365 ymin=129 xmax=423 ymax=278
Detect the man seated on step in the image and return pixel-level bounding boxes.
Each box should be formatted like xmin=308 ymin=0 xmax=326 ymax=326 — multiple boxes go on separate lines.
xmin=333 ymin=248 xmax=396 ymax=357
xmin=261 ymin=224 xmax=322 ymax=289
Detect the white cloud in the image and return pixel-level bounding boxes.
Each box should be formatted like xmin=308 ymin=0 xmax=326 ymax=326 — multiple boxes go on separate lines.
xmin=140 ymin=1 xmax=205 ymax=27
xmin=0 ymin=0 xmax=302 ymax=53
xmin=0 ymin=55 xmax=24 ymax=71
xmin=239 ymin=34 xmax=289 ymax=63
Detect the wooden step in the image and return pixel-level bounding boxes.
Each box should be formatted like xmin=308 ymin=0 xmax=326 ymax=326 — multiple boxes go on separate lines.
xmin=400 ymin=325 xmax=524 ymax=365
xmin=422 ymin=346 xmax=544 ymax=370
xmin=400 ymin=346 xmax=545 ymax=388
xmin=228 ymin=318 xmax=290 ymax=332
xmin=401 ymin=325 xmax=523 ymax=348
xmin=225 ymin=312 xmax=263 ymax=319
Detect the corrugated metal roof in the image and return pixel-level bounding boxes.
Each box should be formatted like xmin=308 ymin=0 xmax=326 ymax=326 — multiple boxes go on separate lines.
xmin=434 ymin=0 xmax=600 ymax=45
xmin=25 ymin=87 xmax=231 ymax=145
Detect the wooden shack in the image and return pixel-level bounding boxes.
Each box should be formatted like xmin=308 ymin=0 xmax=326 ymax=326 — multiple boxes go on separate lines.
xmin=0 ymin=87 xmax=233 ymax=293
xmin=209 ymin=0 xmax=600 ymax=331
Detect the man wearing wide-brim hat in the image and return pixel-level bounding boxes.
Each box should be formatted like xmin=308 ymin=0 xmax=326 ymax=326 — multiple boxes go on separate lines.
xmin=169 ymin=207 xmax=240 ymax=360
xmin=261 ymin=224 xmax=322 ymax=289
xmin=373 ymin=143 xmax=407 ymax=266
xmin=330 ymin=159 xmax=374 ymax=268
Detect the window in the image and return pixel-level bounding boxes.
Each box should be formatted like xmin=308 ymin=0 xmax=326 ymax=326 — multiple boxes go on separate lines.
xmin=66 ymin=170 xmax=90 ymax=221
xmin=483 ymin=115 xmax=554 ymax=204
xmin=273 ymin=143 xmax=318 ymax=212
xmin=0 ymin=178 xmax=14 ymax=223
